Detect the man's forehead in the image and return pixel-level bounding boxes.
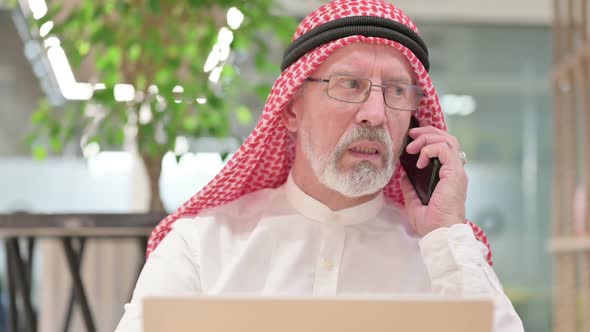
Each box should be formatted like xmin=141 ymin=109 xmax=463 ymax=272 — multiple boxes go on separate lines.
xmin=314 ymin=43 xmax=415 ymax=82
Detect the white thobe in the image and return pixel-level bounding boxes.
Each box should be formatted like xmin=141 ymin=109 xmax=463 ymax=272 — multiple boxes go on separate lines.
xmin=116 ymin=174 xmax=523 ymax=331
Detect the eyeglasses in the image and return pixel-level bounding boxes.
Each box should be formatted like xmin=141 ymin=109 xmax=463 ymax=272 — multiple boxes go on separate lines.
xmin=306 ymin=74 xmax=425 ymax=111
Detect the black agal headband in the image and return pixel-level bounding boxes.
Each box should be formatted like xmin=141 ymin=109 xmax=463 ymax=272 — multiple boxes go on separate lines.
xmin=281 ymin=16 xmax=430 ymax=72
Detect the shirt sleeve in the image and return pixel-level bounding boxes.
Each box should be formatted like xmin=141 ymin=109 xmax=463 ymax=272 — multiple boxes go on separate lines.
xmin=115 ymin=219 xmax=202 ymax=332
xmin=418 ymin=223 xmax=524 ymax=332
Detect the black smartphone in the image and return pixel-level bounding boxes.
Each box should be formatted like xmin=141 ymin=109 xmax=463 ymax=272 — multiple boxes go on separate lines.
xmin=399 ymin=116 xmax=441 ymax=205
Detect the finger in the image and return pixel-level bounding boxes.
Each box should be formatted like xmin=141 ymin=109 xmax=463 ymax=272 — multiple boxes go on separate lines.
xmin=409 ymin=124 xmax=446 ymax=136
xmin=416 ymin=142 xmax=463 ymax=169
xmin=409 ymin=126 xmax=461 ymax=150
xmin=406 ymin=133 xmax=459 ymax=154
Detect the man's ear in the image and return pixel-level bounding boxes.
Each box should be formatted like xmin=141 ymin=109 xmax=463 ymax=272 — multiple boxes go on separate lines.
xmin=283 ymin=89 xmax=302 ymax=133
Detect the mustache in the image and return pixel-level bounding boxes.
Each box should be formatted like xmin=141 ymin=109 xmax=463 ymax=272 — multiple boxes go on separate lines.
xmin=334 ymin=127 xmax=393 ymax=160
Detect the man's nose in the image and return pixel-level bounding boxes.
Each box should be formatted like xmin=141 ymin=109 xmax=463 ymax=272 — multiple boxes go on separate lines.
xmin=355 ymin=88 xmax=387 ymax=127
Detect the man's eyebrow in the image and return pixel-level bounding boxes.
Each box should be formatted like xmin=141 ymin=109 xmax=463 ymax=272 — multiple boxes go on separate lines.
xmin=384 ymin=76 xmax=413 ymax=85
xmin=330 ymin=69 xmax=364 ymax=77
xmin=327 ymin=70 xmax=416 ymax=85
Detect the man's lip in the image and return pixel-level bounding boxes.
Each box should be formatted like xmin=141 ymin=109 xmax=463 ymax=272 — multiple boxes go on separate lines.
xmin=348 ymin=141 xmax=384 ymax=154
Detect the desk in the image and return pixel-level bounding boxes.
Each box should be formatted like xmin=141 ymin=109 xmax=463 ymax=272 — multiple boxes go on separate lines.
xmin=0 ymin=213 xmax=165 ymax=332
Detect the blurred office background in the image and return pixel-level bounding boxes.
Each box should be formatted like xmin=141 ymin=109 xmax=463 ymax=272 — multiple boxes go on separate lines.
xmin=0 ymin=0 xmax=557 ymax=331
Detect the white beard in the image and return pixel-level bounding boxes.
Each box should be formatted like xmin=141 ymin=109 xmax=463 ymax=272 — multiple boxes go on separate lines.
xmin=300 ymin=126 xmax=395 ymax=198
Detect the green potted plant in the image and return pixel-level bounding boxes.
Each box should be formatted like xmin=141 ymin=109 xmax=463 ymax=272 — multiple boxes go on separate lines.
xmin=24 ymin=0 xmax=296 ymax=212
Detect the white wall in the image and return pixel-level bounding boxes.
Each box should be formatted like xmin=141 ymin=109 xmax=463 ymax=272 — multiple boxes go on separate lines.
xmin=279 ymin=0 xmax=552 ymax=25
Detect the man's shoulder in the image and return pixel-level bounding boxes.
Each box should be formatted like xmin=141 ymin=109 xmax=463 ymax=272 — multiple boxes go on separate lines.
xmin=198 ymin=184 xmax=287 ymax=221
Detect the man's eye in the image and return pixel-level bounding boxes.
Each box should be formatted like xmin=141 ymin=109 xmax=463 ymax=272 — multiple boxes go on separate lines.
xmin=387 ymin=85 xmax=406 ymax=97
xmin=338 ymin=79 xmax=362 ymax=89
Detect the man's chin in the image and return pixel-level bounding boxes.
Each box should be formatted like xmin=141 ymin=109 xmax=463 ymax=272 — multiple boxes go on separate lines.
xmin=338 ymin=159 xmax=384 ymax=173
xmin=326 ymin=168 xmax=389 ymax=194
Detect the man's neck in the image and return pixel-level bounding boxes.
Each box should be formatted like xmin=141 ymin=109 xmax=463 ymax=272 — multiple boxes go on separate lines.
xmin=290 ymin=166 xmax=379 ymax=211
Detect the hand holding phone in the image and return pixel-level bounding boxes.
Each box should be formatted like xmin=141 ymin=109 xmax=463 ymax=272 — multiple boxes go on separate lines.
xmin=399 ymin=117 xmax=441 ymax=205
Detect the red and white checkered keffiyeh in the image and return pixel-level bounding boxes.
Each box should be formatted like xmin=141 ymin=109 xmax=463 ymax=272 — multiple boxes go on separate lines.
xmin=147 ymin=0 xmax=493 ymax=265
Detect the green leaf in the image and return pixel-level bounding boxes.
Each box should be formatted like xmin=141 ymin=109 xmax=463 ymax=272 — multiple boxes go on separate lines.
xmin=92 ymin=87 xmax=115 ymax=104
xmin=50 ymin=136 xmax=63 ymax=153
xmin=275 ymin=17 xmax=298 ymax=43
xmin=29 ymin=0 xmax=296 ymax=161
xmin=235 ymin=105 xmax=252 ymax=125
xmin=209 ymin=121 xmax=229 ymax=137
xmin=184 ymin=43 xmax=198 ymax=58
xmin=255 ymin=84 xmax=271 ymax=101
xmin=50 ymin=122 xmax=60 ymax=138
xmin=187 ymin=0 xmax=203 ymax=9
xmin=208 ymin=110 xmax=223 ymax=128
xmin=167 ymin=45 xmax=180 ymax=58
xmin=24 ymin=133 xmax=37 ymax=147
xmin=104 ymin=72 xmax=121 ymax=87
xmin=208 ymin=95 xmax=222 ymax=110
xmin=146 ymin=141 xmax=163 ymax=158
xmin=201 ymin=20 xmax=218 ymax=50
xmin=107 ymin=47 xmax=122 ymax=67
xmin=81 ymin=0 xmax=96 ymax=21
xmin=221 ymin=65 xmax=236 ymax=80
xmin=76 ymin=40 xmax=91 ymax=57
xmin=183 ymin=115 xmax=199 ymax=132
xmin=254 ymin=52 xmax=276 ymax=73
xmin=154 ymin=68 xmax=174 ymax=85
xmin=148 ymin=0 xmax=161 ymax=13
xmin=115 ymin=128 xmax=125 ymax=146
xmin=98 ymin=107 xmax=124 ymax=148
xmin=116 ymin=1 xmax=130 ymax=14
xmin=96 ymin=53 xmax=113 ymax=71
xmin=90 ymin=25 xmax=114 ymax=45
xmin=104 ymin=0 xmax=116 ymax=14
xmin=64 ymin=50 xmax=83 ymax=69
xmin=31 ymin=109 xmax=47 ymax=124
xmin=128 ymin=43 xmax=142 ymax=62
xmin=136 ymin=74 xmax=147 ymax=91
xmin=33 ymin=145 xmax=47 ymax=160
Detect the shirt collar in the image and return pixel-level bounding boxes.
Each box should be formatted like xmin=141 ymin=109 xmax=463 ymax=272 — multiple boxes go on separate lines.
xmin=285 ymin=173 xmax=384 ymax=225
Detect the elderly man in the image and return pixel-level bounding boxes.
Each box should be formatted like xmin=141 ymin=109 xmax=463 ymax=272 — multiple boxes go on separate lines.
xmin=116 ymin=0 xmax=523 ymax=331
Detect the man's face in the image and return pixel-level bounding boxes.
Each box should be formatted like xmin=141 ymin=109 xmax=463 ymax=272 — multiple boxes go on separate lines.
xmin=286 ymin=43 xmax=416 ymax=197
